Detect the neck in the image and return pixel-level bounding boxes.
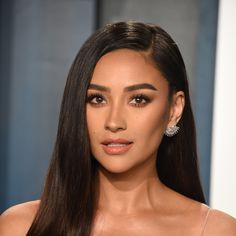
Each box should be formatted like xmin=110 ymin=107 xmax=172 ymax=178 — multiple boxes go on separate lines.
xmin=97 ymin=158 xmax=167 ymax=215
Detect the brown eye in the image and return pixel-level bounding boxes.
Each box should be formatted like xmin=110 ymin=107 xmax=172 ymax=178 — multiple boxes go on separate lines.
xmin=87 ymin=93 xmax=106 ymax=105
xmin=133 ymin=97 xmax=145 ymax=104
xmin=129 ymin=94 xmax=151 ymax=107
xmin=92 ymin=96 xmax=104 ymax=104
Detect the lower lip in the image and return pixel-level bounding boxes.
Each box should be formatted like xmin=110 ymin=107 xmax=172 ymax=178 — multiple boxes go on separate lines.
xmin=102 ymin=143 xmax=133 ymax=155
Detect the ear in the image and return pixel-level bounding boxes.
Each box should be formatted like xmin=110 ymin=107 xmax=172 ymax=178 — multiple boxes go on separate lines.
xmin=167 ymin=91 xmax=185 ymax=127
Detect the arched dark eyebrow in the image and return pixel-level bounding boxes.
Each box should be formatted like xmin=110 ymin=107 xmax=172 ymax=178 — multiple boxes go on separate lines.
xmin=88 ymin=83 xmax=157 ymax=92
xmin=124 ymin=83 xmax=157 ymax=91
xmin=88 ymin=84 xmax=110 ymax=92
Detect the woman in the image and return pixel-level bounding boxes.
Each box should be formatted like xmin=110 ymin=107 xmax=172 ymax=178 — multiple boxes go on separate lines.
xmin=0 ymin=21 xmax=236 ymax=236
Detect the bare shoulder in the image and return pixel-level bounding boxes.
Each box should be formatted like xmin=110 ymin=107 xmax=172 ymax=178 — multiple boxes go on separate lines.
xmin=0 ymin=200 xmax=40 ymax=236
xmin=204 ymin=208 xmax=236 ymax=236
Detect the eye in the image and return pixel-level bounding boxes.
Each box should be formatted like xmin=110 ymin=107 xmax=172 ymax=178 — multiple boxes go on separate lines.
xmin=86 ymin=93 xmax=106 ymax=106
xmin=129 ymin=94 xmax=151 ymax=107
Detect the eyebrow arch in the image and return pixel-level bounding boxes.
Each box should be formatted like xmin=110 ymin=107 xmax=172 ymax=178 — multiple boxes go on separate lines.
xmin=88 ymin=83 xmax=158 ymax=92
xmin=124 ymin=83 xmax=158 ymax=92
xmin=88 ymin=84 xmax=111 ymax=92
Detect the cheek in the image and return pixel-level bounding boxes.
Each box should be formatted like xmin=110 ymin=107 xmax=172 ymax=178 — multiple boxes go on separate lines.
xmin=86 ymin=108 xmax=108 ymax=157
xmin=133 ymin=105 xmax=169 ymax=146
xmin=86 ymin=109 xmax=100 ymax=142
xmin=86 ymin=111 xmax=100 ymax=159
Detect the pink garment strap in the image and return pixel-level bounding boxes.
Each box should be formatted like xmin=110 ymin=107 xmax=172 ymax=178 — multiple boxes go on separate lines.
xmin=201 ymin=207 xmax=211 ymax=236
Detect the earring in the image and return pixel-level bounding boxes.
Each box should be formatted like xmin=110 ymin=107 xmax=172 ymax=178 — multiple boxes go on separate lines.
xmin=165 ymin=124 xmax=180 ymax=137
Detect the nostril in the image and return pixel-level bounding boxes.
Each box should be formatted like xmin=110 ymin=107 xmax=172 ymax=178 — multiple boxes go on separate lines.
xmin=104 ymin=124 xmax=126 ymax=132
xmin=104 ymin=119 xmax=127 ymax=132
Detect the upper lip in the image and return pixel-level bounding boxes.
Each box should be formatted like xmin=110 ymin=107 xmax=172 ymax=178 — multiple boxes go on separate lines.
xmin=101 ymin=138 xmax=133 ymax=145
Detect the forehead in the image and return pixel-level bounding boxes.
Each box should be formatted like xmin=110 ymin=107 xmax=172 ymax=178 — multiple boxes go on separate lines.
xmin=91 ymin=49 xmax=167 ymax=88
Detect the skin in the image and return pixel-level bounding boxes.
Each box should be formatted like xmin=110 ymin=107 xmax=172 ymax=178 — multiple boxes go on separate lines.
xmin=86 ymin=49 xmax=182 ymax=176
xmin=0 ymin=49 xmax=236 ymax=236
xmin=86 ymin=49 xmax=182 ymax=212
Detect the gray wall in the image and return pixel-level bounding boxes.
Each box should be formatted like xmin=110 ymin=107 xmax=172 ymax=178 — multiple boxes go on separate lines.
xmin=0 ymin=0 xmax=96 ymax=212
xmin=0 ymin=0 xmax=13 ymax=213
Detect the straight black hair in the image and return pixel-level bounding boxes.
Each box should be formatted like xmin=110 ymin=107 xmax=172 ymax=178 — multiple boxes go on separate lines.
xmin=27 ymin=21 xmax=205 ymax=236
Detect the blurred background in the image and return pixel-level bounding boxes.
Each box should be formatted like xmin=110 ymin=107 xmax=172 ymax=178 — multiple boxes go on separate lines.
xmin=0 ymin=0 xmax=235 ymax=216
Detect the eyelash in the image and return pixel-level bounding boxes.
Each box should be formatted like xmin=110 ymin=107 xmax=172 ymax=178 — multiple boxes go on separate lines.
xmin=86 ymin=93 xmax=106 ymax=106
xmin=129 ymin=94 xmax=151 ymax=107
xmin=86 ymin=93 xmax=151 ymax=107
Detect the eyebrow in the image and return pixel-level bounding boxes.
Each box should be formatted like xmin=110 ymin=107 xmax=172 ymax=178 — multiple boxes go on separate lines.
xmin=124 ymin=83 xmax=157 ymax=91
xmin=88 ymin=83 xmax=158 ymax=92
xmin=88 ymin=84 xmax=110 ymax=92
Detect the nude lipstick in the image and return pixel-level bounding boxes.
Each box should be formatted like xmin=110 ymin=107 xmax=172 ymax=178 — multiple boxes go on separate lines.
xmin=101 ymin=138 xmax=133 ymax=155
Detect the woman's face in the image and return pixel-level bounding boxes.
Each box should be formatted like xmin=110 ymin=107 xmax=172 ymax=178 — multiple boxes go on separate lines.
xmin=86 ymin=49 xmax=183 ymax=174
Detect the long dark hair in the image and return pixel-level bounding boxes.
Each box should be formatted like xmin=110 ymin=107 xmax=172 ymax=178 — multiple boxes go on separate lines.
xmin=27 ymin=21 xmax=205 ymax=236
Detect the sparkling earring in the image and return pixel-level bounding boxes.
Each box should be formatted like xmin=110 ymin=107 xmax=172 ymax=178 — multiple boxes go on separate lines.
xmin=165 ymin=124 xmax=180 ymax=137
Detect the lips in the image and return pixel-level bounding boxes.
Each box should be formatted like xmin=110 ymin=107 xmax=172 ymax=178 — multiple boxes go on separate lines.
xmin=101 ymin=138 xmax=133 ymax=155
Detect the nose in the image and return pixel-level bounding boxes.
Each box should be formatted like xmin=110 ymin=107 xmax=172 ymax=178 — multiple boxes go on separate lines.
xmin=104 ymin=103 xmax=127 ymax=132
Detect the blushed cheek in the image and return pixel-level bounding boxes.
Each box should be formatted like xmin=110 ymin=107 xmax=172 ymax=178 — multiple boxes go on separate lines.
xmin=86 ymin=115 xmax=95 ymax=144
xmin=143 ymin=108 xmax=169 ymax=147
xmin=87 ymin=129 xmax=99 ymax=157
xmin=88 ymin=127 xmax=98 ymax=144
xmin=87 ymin=116 xmax=103 ymax=154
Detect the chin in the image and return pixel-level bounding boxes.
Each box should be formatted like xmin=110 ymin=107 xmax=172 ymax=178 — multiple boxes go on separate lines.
xmin=97 ymin=160 xmax=135 ymax=175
